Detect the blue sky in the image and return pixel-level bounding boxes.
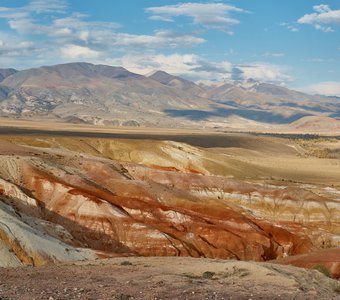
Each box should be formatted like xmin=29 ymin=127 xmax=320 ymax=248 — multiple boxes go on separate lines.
xmin=0 ymin=0 xmax=339 ymax=95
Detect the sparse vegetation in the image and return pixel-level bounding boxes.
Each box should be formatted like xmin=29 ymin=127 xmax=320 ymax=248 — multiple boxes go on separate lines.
xmin=182 ymin=273 xmax=202 ymax=280
xmin=332 ymin=282 xmax=340 ymax=293
xmin=294 ymin=138 xmax=336 ymax=159
xmin=120 ymin=261 xmax=133 ymax=266
xmin=313 ymin=264 xmax=332 ymax=278
xmin=219 ymin=266 xmax=251 ymax=278
xmin=202 ymin=271 xmax=215 ymax=279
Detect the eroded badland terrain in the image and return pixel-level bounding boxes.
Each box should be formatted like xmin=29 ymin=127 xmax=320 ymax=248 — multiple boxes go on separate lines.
xmin=0 ymin=127 xmax=339 ymax=299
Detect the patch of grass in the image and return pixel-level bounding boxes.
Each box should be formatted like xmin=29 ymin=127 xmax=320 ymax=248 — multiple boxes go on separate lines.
xmin=182 ymin=273 xmax=202 ymax=280
xmin=219 ymin=266 xmax=250 ymax=278
xmin=202 ymin=271 xmax=215 ymax=279
xmin=239 ymin=271 xmax=251 ymax=277
xmin=313 ymin=265 xmax=332 ymax=278
xmin=182 ymin=271 xmax=216 ymax=280
xmin=120 ymin=261 xmax=133 ymax=266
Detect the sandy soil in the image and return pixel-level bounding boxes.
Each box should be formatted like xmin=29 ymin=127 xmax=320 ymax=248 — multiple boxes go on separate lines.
xmin=0 ymin=117 xmax=339 ymax=136
xmin=1 ymin=257 xmax=340 ymax=300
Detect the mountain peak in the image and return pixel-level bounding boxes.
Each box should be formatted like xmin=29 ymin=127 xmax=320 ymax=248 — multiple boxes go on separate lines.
xmin=148 ymin=70 xmax=177 ymax=84
xmin=148 ymin=70 xmax=204 ymax=94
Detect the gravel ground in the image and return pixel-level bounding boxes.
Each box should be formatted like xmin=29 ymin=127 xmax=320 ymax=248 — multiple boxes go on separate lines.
xmin=1 ymin=257 xmax=339 ymax=300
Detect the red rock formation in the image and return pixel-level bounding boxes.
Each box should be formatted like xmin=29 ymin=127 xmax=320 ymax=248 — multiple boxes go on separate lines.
xmin=0 ymin=138 xmax=338 ymax=267
xmin=274 ymin=248 xmax=340 ymax=279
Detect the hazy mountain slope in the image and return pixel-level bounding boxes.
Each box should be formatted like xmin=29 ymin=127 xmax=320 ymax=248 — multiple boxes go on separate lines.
xmin=149 ymin=70 xmax=204 ymax=95
xmin=200 ymin=80 xmax=340 ymax=122
xmin=0 ymin=63 xmax=213 ymax=125
xmin=0 ymin=68 xmax=17 ymax=82
xmin=0 ymin=69 xmax=17 ymax=101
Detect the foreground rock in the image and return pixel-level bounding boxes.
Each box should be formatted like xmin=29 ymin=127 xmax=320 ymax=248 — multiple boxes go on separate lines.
xmin=0 ymin=257 xmax=339 ymax=299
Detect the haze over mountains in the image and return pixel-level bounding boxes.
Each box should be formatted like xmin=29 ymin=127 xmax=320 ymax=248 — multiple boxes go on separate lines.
xmin=0 ymin=62 xmax=339 ymax=130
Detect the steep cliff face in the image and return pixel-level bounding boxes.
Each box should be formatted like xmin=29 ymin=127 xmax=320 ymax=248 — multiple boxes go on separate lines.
xmin=0 ymin=136 xmax=338 ymax=276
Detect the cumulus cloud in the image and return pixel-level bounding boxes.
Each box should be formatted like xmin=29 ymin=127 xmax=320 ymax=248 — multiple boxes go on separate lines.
xmin=107 ymin=53 xmax=216 ymax=79
xmin=301 ymin=81 xmax=340 ymax=96
xmin=146 ymin=2 xmax=246 ymax=34
xmin=107 ymin=53 xmax=291 ymax=84
xmin=60 ymin=44 xmax=101 ymax=59
xmin=298 ymin=4 xmax=340 ymax=32
xmin=236 ymin=63 xmax=292 ymax=83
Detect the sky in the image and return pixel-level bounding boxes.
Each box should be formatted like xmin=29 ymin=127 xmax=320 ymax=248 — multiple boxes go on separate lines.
xmin=0 ymin=0 xmax=339 ymax=96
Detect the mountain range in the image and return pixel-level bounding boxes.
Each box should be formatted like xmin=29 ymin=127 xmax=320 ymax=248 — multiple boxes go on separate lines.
xmin=0 ymin=62 xmax=339 ymax=130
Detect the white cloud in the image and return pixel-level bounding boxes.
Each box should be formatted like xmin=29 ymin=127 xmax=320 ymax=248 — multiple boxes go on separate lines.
xmin=262 ymin=52 xmax=285 ymax=57
xmin=237 ymin=63 xmax=292 ymax=83
xmin=0 ymin=0 xmax=66 ymax=19
xmin=146 ymin=2 xmax=246 ymax=34
xmin=301 ymin=81 xmax=340 ymax=96
xmin=108 ymin=30 xmax=205 ymax=48
xmin=148 ymin=15 xmax=174 ymax=22
xmin=107 ymin=53 xmax=291 ymax=84
xmin=0 ymin=32 xmax=36 ymax=57
xmin=314 ymin=24 xmax=334 ymax=32
xmin=298 ymin=4 xmax=340 ymax=32
xmin=280 ymin=22 xmax=299 ymax=32
xmin=107 ymin=53 xmax=220 ymax=79
xmin=26 ymin=0 xmax=67 ymax=13
xmin=60 ymin=44 xmax=101 ymax=59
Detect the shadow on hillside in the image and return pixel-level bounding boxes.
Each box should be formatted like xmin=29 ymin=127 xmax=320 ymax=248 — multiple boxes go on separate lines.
xmin=0 ymin=194 xmax=133 ymax=255
xmin=164 ymin=106 xmax=311 ymax=124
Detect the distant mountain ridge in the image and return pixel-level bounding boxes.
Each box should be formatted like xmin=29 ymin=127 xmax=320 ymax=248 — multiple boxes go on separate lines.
xmin=0 ymin=62 xmax=338 ymax=129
